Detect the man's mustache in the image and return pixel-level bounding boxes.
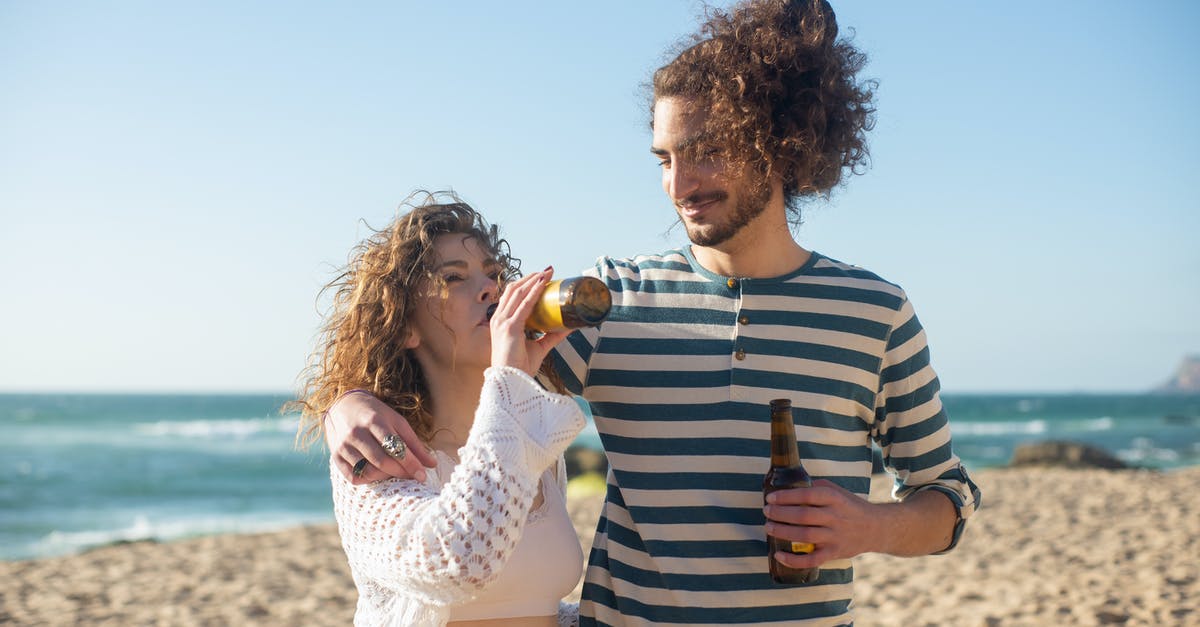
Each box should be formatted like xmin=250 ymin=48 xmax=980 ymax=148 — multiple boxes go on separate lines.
xmin=677 ymin=191 xmax=728 ymax=208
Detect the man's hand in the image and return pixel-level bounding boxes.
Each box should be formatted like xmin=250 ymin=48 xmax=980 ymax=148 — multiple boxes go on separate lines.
xmin=324 ymin=392 xmax=438 ymax=484
xmin=762 ymin=479 xmax=957 ymax=570
xmin=762 ymin=479 xmax=881 ymax=569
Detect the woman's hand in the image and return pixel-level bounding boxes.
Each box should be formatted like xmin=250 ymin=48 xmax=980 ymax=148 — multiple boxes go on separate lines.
xmin=489 ymin=266 xmax=572 ymax=376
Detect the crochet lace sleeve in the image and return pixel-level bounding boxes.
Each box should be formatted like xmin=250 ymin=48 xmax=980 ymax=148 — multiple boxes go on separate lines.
xmin=331 ymin=366 xmax=586 ymax=607
xmin=558 ymin=601 xmax=580 ymax=626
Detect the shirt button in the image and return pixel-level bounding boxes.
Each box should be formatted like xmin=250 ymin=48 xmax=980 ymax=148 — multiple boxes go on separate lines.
xmin=734 ymin=349 xmax=746 ymax=361
xmin=738 ymin=315 xmax=749 ymax=325
xmin=726 ymin=278 xmax=738 ymax=289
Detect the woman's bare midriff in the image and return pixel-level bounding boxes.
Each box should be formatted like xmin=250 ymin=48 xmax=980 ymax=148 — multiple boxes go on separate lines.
xmin=449 ymin=615 xmax=556 ymax=627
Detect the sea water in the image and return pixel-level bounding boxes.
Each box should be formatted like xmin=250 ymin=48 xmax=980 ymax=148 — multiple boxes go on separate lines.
xmin=1 ymin=392 xmax=1197 ymax=560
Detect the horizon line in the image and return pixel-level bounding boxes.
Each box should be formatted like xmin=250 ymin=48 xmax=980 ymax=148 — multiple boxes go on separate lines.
xmin=0 ymin=388 xmax=1192 ymax=397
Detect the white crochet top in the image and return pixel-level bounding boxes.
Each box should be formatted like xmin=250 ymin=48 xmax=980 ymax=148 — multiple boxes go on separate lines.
xmin=331 ymin=366 xmax=587 ymax=627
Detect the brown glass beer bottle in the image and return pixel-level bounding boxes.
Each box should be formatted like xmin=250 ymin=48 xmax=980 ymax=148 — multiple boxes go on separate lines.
xmin=763 ymin=398 xmax=819 ymax=584
xmin=524 ymin=276 xmax=612 ymax=333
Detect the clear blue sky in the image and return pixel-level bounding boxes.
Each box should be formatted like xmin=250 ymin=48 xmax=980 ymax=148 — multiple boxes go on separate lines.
xmin=2 ymin=1 xmax=1197 ymax=393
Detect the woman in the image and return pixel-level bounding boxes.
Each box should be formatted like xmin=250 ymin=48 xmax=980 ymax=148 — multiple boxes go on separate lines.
xmin=293 ymin=191 xmax=585 ymax=626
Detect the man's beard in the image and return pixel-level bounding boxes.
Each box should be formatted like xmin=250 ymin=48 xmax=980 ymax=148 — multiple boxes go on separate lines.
xmin=682 ymin=178 xmax=772 ymax=247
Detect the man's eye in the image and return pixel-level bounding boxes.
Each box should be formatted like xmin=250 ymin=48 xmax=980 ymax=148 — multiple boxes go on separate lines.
xmin=657 ymin=158 xmax=671 ymax=168
xmin=443 ymin=274 xmax=465 ymax=283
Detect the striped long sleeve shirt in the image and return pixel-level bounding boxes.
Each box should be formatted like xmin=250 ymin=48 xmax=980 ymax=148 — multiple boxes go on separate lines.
xmin=551 ymin=248 xmax=980 ymax=626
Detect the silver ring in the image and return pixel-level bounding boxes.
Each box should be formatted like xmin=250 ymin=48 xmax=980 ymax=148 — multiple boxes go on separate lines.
xmin=352 ymin=458 xmax=369 ymax=478
xmin=382 ymin=434 xmax=407 ymax=461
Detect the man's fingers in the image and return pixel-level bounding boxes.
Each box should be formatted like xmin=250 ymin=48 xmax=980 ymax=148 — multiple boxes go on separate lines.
xmin=368 ymin=419 xmax=436 ymax=471
xmin=332 ymin=426 xmax=394 ymax=484
xmin=333 ymin=447 xmax=391 ymax=484
xmin=407 ymin=443 xmax=437 ymax=469
xmin=764 ymin=504 xmax=827 ymax=527
xmin=345 ymin=425 xmax=391 ymax=463
xmin=765 ymin=484 xmax=839 ymax=506
xmin=366 ymin=441 xmax=427 ymax=483
xmin=769 ymin=522 xmax=836 ymax=569
xmin=331 ymin=453 xmax=355 ymax=481
xmin=772 ymin=545 xmax=831 ymax=570
xmin=363 ymin=424 xmax=432 ymax=482
xmin=360 ymin=398 xmax=438 ymax=470
xmin=323 ymin=389 xmax=438 ymax=482
xmin=333 ymin=450 xmax=386 ymax=484
xmin=765 ymin=520 xmax=830 ymax=545
xmin=388 ymin=419 xmax=437 ymax=468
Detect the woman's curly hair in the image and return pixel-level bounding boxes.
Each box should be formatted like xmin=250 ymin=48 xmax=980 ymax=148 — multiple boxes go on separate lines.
xmin=652 ymin=0 xmax=876 ymax=221
xmin=291 ymin=191 xmax=519 ymax=449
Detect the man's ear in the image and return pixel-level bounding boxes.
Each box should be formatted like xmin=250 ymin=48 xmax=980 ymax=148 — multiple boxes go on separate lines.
xmin=402 ymin=329 xmax=420 ymax=350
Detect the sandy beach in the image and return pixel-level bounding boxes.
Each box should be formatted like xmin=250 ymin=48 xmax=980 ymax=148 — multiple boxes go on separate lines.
xmin=3 ymin=467 xmax=1197 ymax=626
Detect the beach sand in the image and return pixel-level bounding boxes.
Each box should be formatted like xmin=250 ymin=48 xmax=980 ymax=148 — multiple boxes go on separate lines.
xmin=3 ymin=467 xmax=1197 ymax=626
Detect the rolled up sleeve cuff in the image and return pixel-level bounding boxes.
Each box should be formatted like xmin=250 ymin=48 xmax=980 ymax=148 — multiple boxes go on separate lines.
xmin=913 ymin=464 xmax=981 ymax=554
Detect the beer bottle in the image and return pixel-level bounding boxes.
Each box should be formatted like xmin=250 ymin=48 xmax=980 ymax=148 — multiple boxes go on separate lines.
xmin=763 ymin=398 xmax=819 ymax=584
xmin=525 ymin=276 xmax=612 ymax=333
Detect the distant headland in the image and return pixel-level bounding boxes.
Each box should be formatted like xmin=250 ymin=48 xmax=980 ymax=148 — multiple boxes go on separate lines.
xmin=1155 ymin=355 xmax=1200 ymax=393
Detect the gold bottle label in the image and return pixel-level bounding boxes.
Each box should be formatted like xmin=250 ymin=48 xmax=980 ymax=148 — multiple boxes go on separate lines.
xmin=526 ymin=280 xmax=565 ymax=331
xmin=518 ymin=276 xmax=612 ymax=332
xmin=790 ymin=541 xmax=814 ymax=554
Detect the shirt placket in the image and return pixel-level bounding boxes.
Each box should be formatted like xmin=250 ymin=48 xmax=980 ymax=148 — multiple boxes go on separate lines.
xmin=726 ymin=276 xmax=750 ymax=401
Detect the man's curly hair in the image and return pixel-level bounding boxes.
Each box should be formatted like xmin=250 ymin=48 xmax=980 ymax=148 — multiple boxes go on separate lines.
xmin=653 ymin=0 xmax=876 ymax=221
xmin=290 ymin=191 xmax=519 ymax=449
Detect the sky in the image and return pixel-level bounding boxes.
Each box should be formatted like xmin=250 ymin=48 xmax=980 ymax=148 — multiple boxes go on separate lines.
xmin=1 ymin=1 xmax=1197 ymax=394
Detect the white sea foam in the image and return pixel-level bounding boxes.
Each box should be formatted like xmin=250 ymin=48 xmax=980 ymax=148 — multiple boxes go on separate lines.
xmin=1015 ymin=399 xmax=1044 ymax=413
xmin=1119 ymin=438 xmax=1181 ymax=464
xmin=134 ymin=417 xmax=298 ymax=439
xmin=951 ymin=419 xmax=1048 ymax=436
xmin=973 ymin=445 xmax=1009 ymax=460
xmin=1076 ymin=416 xmax=1115 ymax=431
xmin=27 ymin=511 xmax=332 ymax=559
xmin=951 ymin=415 xmax=1120 ymax=438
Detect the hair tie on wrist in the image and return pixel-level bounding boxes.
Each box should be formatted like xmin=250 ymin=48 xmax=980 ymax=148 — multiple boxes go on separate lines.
xmin=322 ymin=388 xmax=373 ymax=418
xmin=336 ymin=388 xmax=372 ymax=403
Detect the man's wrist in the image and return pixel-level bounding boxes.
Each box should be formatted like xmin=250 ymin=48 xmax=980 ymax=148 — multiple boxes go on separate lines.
xmin=326 ymin=388 xmax=372 ymax=415
xmin=877 ymin=490 xmax=958 ymax=556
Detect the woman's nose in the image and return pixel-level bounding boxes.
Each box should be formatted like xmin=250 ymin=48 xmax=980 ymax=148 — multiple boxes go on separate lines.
xmin=479 ymin=275 xmax=500 ymax=303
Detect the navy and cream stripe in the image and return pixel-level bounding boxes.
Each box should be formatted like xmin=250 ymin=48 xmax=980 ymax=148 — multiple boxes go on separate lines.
xmin=553 ymin=248 xmax=980 ymax=626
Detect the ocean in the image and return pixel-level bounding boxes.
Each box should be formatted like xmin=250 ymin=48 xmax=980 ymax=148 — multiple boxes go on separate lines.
xmin=2 ymin=392 xmax=1198 ymax=561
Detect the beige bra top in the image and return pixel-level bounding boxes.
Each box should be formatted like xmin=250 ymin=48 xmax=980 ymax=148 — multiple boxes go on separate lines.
xmin=447 ymin=467 xmax=583 ymax=621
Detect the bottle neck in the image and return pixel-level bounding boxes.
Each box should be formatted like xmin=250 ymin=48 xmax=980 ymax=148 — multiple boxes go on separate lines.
xmin=769 ymin=411 xmax=801 ymax=466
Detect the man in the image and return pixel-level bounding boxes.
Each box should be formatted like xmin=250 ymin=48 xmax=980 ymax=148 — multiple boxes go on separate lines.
xmin=325 ymin=0 xmax=980 ymax=624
